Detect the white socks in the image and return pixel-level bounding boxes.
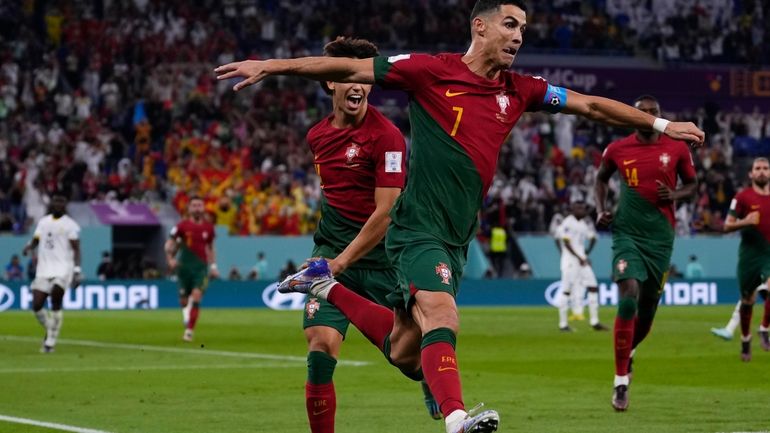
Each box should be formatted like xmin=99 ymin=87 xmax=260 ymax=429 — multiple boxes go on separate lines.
xmin=310 ymin=279 xmax=337 ymax=300
xmin=725 ymin=301 xmax=741 ymax=334
xmin=614 ymin=375 xmax=630 ymax=387
xmin=557 ymin=291 xmax=569 ymax=328
xmin=588 ymin=291 xmax=599 ymax=326
xmin=46 ymin=310 xmax=63 ymax=347
xmin=34 ymin=309 xmax=50 ymax=329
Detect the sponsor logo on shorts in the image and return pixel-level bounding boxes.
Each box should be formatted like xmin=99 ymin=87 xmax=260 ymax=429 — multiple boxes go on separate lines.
xmin=435 ymin=262 xmax=452 ymax=285
xmin=306 ymin=298 xmax=320 ymax=319
xmin=617 ymin=259 xmax=628 ymax=274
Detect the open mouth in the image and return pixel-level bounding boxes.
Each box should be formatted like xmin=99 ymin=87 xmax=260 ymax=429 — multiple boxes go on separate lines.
xmin=503 ymin=47 xmax=518 ymax=57
xmin=345 ymin=94 xmax=364 ymax=111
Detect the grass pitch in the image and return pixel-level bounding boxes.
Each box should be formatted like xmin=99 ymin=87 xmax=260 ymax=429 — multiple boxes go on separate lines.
xmin=0 ymin=306 xmax=767 ymax=433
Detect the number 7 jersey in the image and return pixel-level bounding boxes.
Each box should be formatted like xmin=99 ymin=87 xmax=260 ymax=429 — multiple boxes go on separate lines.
xmin=601 ymin=133 xmax=696 ymax=241
xmin=374 ymin=53 xmax=556 ymax=246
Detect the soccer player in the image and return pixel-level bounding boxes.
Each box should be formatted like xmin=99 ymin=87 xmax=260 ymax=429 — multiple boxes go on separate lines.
xmin=22 ymin=193 xmax=81 ymax=353
xmin=165 ymin=196 xmax=219 ymax=342
xmin=298 ymin=36 xmax=439 ymax=433
xmin=595 ymin=95 xmax=698 ymax=411
xmin=555 ymin=200 xmax=608 ymax=331
xmin=217 ymin=1 xmax=704 ymax=430
xmin=722 ymin=157 xmax=770 ymax=361
xmin=711 ymin=285 xmax=768 ymax=341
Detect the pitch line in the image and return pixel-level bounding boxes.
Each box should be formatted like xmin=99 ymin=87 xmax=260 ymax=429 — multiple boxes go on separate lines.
xmin=0 ymin=335 xmax=370 ymax=367
xmin=0 ymin=363 xmax=304 ymax=374
xmin=0 ymin=414 xmax=113 ymax=433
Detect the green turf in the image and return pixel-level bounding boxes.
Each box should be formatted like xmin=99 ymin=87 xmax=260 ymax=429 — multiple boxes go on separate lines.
xmin=0 ymin=306 xmax=767 ymax=433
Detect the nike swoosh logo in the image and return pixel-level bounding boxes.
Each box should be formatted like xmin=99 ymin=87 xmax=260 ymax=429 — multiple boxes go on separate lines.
xmin=751 ymin=205 xmax=760 ymax=209
xmin=445 ymin=90 xmax=467 ymax=97
xmin=623 ymin=160 xmax=636 ymax=165
xmin=313 ymin=409 xmax=330 ymax=416
xmin=438 ymin=366 xmax=458 ymax=372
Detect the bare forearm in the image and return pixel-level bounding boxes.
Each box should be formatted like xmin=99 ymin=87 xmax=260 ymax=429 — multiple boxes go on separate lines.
xmin=724 ymin=219 xmax=753 ymax=233
xmin=586 ymin=238 xmax=596 ymax=255
xmin=266 ymin=57 xmax=374 ymax=84
xmin=334 ymin=211 xmax=391 ymax=270
xmin=671 ymin=182 xmax=698 ymax=201
xmin=595 ymin=181 xmax=609 ymax=214
xmin=164 ymin=240 xmax=178 ymax=260
xmin=574 ymin=95 xmax=655 ymax=129
xmin=206 ymin=244 xmax=217 ymax=265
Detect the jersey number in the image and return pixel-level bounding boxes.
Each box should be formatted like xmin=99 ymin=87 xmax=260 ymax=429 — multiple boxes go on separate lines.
xmin=625 ymin=168 xmax=639 ymax=187
xmin=450 ymin=106 xmax=463 ymax=137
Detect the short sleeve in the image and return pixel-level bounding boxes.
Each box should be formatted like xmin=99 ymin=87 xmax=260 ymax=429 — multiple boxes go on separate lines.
xmin=33 ymin=220 xmax=43 ymax=239
xmin=586 ymin=221 xmax=597 ymax=239
xmin=729 ymin=194 xmax=744 ymax=218
xmin=373 ymin=129 xmax=407 ymax=189
xmin=515 ymin=75 xmax=555 ymax=113
xmin=170 ymin=224 xmax=181 ymax=240
xmin=677 ymin=144 xmax=697 ymax=182
xmin=601 ymin=143 xmax=617 ymax=170
xmin=68 ymin=221 xmax=80 ymax=241
xmin=373 ymin=54 xmax=440 ymax=93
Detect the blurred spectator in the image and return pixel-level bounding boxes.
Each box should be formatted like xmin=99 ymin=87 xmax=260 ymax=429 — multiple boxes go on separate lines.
xmin=668 ymin=264 xmax=684 ymax=279
xmin=247 ymin=251 xmax=268 ymax=280
xmin=4 ymin=255 xmax=23 ymax=281
xmin=141 ymin=259 xmax=161 ymax=280
xmin=97 ymin=251 xmax=115 ymax=281
xmin=278 ymin=259 xmax=298 ymax=281
xmin=228 ymin=266 xmax=243 ymax=281
xmin=685 ymin=255 xmax=705 ymax=279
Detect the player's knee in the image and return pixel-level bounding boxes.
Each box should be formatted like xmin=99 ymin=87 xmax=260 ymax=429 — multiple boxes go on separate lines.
xmin=389 ymin=346 xmax=420 ymax=374
xmin=617 ymin=296 xmax=638 ymax=320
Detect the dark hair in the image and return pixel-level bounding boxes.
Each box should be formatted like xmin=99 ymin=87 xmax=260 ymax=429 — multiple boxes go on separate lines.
xmin=189 ymin=195 xmax=204 ymax=203
xmin=633 ymin=94 xmax=659 ymax=106
xmin=470 ymin=0 xmax=527 ymax=20
xmin=320 ymin=36 xmax=379 ymax=94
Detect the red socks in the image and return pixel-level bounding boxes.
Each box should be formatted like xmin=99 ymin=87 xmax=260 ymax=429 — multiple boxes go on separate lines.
xmin=187 ymin=303 xmax=200 ymax=330
xmin=306 ymin=382 xmax=336 ymax=433
xmin=328 ymin=283 xmax=393 ymax=351
xmin=614 ymin=316 xmax=635 ymax=376
xmin=421 ymin=328 xmax=464 ymax=418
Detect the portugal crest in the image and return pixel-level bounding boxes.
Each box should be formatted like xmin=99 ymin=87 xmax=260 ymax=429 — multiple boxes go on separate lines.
xmin=345 ymin=143 xmax=360 ymax=165
xmin=435 ymin=262 xmax=452 ymax=285
xmin=496 ymin=92 xmax=510 ymax=122
xmin=659 ymin=153 xmax=671 ymax=168
xmin=617 ymin=259 xmax=628 ymax=274
xmin=306 ymin=298 xmax=321 ymax=319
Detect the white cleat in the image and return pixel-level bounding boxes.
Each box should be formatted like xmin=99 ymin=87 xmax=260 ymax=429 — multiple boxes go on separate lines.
xmin=711 ymin=327 xmax=733 ymax=341
xmin=183 ymin=329 xmax=194 ymax=342
xmin=446 ymin=405 xmax=499 ymax=433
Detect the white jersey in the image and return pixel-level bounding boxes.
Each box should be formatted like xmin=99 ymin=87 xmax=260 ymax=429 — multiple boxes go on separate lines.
xmin=33 ymin=214 xmax=80 ymax=278
xmin=557 ymin=214 xmax=596 ymax=270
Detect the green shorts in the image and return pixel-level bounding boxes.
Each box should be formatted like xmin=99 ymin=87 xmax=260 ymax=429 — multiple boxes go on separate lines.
xmin=177 ymin=265 xmax=208 ymax=297
xmin=737 ymin=256 xmax=770 ymax=298
xmin=384 ymin=225 xmax=467 ymax=309
xmin=612 ymin=233 xmax=671 ymax=292
xmin=303 ymin=244 xmax=398 ymax=336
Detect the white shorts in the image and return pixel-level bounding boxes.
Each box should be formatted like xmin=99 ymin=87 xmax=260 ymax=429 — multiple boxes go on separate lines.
xmin=31 ymin=274 xmax=72 ymax=294
xmin=560 ymin=265 xmax=598 ymax=293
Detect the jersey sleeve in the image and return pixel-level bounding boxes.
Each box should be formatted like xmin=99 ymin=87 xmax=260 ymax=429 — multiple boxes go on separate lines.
xmin=373 ymin=128 xmax=407 ymax=189
xmin=33 ymin=220 xmax=43 ymax=239
xmin=170 ymin=223 xmax=182 ymax=241
xmin=373 ymin=54 xmax=440 ymax=93
xmin=67 ymin=221 xmax=80 ymax=241
xmin=729 ymin=193 xmax=745 ymax=218
xmin=601 ymin=143 xmax=618 ymax=170
xmin=586 ymin=221 xmax=597 ymax=239
xmin=676 ymin=144 xmax=697 ymax=182
xmin=517 ymin=75 xmax=562 ymax=113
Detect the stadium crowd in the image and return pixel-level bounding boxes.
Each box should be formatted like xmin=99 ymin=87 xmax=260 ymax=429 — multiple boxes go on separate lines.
xmin=1 ymin=0 xmax=769 ymax=242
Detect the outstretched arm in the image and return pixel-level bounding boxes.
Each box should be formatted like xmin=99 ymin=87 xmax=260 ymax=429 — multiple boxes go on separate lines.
xmin=724 ymin=212 xmax=759 ymax=233
xmin=563 ymin=90 xmax=705 ymax=145
xmin=215 ymin=57 xmax=375 ymax=92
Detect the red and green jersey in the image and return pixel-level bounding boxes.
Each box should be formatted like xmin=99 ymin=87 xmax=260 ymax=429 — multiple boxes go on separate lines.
xmin=602 ymin=134 xmax=696 ymax=242
xmin=170 ymin=219 xmax=215 ymax=268
xmin=729 ymin=187 xmax=770 ymax=257
xmin=307 ymin=106 xmax=406 ymax=269
xmin=374 ymin=53 xmax=550 ymax=246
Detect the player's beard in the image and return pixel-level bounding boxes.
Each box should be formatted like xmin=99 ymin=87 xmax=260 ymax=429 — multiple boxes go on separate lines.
xmin=753 ymin=177 xmax=769 ymax=188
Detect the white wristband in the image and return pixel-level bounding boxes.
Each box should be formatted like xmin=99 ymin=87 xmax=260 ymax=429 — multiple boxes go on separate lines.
xmin=653 ymin=118 xmax=670 ymax=134
xmin=209 ymin=263 xmax=218 ymax=271
xmin=73 ymin=266 xmax=82 ymax=274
